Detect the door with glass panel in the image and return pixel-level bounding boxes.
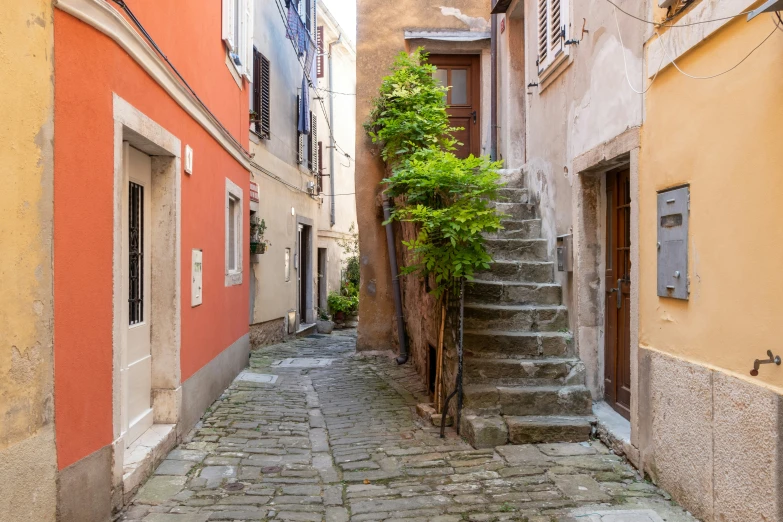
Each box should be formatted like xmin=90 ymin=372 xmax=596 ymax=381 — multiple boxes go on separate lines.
xmin=428 ymin=54 xmax=481 ymax=159
xmin=121 ymin=143 xmax=153 ymax=447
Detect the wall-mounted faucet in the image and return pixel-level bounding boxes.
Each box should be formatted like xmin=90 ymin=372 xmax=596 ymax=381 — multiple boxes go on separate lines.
xmin=750 ymin=350 xmax=781 ymax=376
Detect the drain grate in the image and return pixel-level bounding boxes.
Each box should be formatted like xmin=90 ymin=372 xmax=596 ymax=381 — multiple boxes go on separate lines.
xmin=223 ymin=482 xmax=245 ymax=491
xmin=272 ymin=358 xmax=334 ymax=368
xmin=235 ymin=371 xmax=279 ymax=384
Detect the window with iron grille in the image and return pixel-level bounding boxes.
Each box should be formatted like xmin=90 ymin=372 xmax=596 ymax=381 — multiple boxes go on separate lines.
xmin=536 ymin=0 xmax=569 ymax=76
xmin=252 ymin=48 xmax=271 ymax=138
xmin=129 ymin=181 xmax=144 ymax=325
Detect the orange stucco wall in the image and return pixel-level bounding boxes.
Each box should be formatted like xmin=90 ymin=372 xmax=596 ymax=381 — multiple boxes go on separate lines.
xmin=54 ymin=6 xmax=249 ymax=470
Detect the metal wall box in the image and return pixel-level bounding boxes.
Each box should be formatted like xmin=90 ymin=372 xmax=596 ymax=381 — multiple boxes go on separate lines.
xmin=657 ymin=185 xmax=689 ymax=300
xmin=556 ymin=234 xmax=573 ymax=272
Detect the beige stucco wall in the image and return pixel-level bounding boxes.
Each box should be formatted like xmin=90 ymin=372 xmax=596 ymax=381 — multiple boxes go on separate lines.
xmin=355 ymin=0 xmax=492 ymax=351
xmin=0 ymin=0 xmax=58 ymax=519
xmin=316 ymin=5 xmax=358 ymax=310
xmin=250 ymin=0 xmax=322 ymax=334
xmin=638 ymin=8 xmax=783 ymax=521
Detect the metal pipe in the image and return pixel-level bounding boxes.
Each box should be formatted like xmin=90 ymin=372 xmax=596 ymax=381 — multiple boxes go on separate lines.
xmin=383 ymin=196 xmax=408 ymax=364
xmin=328 ymin=33 xmax=343 ymax=226
xmin=490 ymin=13 xmax=498 ymax=162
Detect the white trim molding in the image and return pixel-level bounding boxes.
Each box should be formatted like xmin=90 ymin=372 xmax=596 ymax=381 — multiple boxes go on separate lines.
xmin=647 ymin=0 xmax=756 ymax=78
xmin=225 ymin=178 xmax=244 ymax=287
xmin=56 ymin=0 xmax=251 ymax=170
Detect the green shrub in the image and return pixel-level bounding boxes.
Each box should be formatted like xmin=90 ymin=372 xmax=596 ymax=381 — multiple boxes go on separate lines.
xmin=328 ymin=291 xmax=358 ymax=315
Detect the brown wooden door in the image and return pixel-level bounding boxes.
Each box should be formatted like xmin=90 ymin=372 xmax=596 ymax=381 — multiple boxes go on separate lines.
xmin=605 ymin=168 xmax=632 ymax=419
xmin=428 ymin=55 xmax=481 ymax=159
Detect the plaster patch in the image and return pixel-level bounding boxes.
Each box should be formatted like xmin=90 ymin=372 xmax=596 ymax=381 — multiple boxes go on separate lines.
xmin=9 ymin=344 xmax=43 ymax=384
xmin=438 ymin=7 xmax=489 ymax=32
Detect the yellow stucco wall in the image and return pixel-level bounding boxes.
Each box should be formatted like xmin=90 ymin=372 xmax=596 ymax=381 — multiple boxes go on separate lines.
xmin=640 ymin=14 xmax=783 ymax=391
xmin=0 ymin=0 xmax=57 ymax=518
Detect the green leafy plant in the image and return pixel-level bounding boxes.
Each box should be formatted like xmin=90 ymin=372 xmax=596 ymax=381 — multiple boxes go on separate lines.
xmin=250 ymin=217 xmax=270 ymax=254
xmin=317 ymin=307 xmax=331 ymax=321
xmin=384 ymin=150 xmax=504 ymax=295
xmin=364 ymin=48 xmax=459 ymax=165
xmin=337 ymin=223 xmax=360 ymax=290
xmin=328 ymin=291 xmax=358 ymax=315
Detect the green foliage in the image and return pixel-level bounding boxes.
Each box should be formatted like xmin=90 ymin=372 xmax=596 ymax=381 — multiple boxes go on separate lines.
xmin=367 ymin=48 xmax=506 ymax=299
xmin=328 ymin=291 xmax=358 ymax=315
xmin=384 ymin=149 xmax=505 ymax=296
xmin=337 ymin=223 xmax=360 ymax=289
xmin=364 ymin=48 xmax=459 ymax=164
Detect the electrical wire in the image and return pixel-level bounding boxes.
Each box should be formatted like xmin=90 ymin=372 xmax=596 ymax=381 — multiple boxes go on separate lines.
xmin=602 ymin=0 xmax=752 ymax=28
xmin=613 ymin=7 xmax=665 ymax=94
xmin=316 ymin=87 xmax=357 ymax=96
xmin=656 ymin=22 xmax=779 ymax=80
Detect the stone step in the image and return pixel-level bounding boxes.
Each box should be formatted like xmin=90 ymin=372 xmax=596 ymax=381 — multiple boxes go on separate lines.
xmin=496 ymin=188 xmax=529 ymax=204
xmin=463 ymin=330 xmax=572 ymax=358
xmin=485 ymin=238 xmax=548 ymax=262
xmin=485 ymin=219 xmax=541 ymax=240
xmin=464 ymin=357 xmax=586 ymax=386
xmin=474 ymin=261 xmax=553 ymax=283
xmin=463 ymin=385 xmax=593 ymax=417
xmin=464 ymin=304 xmax=568 ymax=332
xmin=498 ymin=168 xmax=527 ymax=189
xmin=505 ymin=415 xmax=595 ymax=445
xmin=491 ymin=201 xmax=537 ymax=221
xmin=466 ymin=280 xmax=562 ymax=306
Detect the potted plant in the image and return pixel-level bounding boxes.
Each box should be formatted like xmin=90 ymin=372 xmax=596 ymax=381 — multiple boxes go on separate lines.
xmin=327 ymin=291 xmax=352 ymax=322
xmin=250 ymin=217 xmax=270 ymax=254
xmin=316 ymin=308 xmax=334 ymax=334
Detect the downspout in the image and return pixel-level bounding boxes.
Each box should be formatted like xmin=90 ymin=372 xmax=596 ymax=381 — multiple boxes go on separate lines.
xmin=490 ymin=13 xmax=498 ymax=161
xmin=328 ymin=33 xmax=343 ymax=227
xmin=383 ymin=195 xmax=408 ymax=364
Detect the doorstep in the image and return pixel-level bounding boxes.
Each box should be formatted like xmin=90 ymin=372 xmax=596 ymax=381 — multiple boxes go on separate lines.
xmin=122 ymin=423 xmax=177 ymax=504
xmin=296 ymin=322 xmax=317 ymax=337
xmin=592 ymin=402 xmax=636 ymax=462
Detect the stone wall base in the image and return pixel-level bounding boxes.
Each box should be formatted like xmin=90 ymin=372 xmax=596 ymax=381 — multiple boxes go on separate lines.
xmin=637 ymin=347 xmax=783 ymax=522
xmin=250 ymin=317 xmax=287 ymax=349
xmin=0 ymin=426 xmax=57 ymax=521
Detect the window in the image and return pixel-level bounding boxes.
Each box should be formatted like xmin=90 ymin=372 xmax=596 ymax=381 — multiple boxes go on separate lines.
xmin=252 ymin=48 xmax=271 ymax=138
xmin=297 ymin=96 xmax=318 ymax=174
xmin=285 ymin=248 xmax=291 ymax=282
xmin=298 ymin=0 xmax=315 ymax=33
xmin=536 ymin=0 xmax=569 ymax=76
xmin=316 ymin=141 xmax=323 ymax=194
xmin=317 ymin=26 xmax=324 ymax=78
xmin=222 ymin=0 xmax=254 ymax=80
xmin=225 ymin=178 xmax=243 ymax=286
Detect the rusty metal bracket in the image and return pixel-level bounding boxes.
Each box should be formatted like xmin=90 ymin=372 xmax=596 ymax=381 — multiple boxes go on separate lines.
xmin=750 ymin=350 xmax=782 ymax=376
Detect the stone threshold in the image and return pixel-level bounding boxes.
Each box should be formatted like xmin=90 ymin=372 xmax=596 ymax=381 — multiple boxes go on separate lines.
xmin=122 ymin=423 xmax=177 ymax=505
xmin=592 ymin=401 xmax=634 ymax=459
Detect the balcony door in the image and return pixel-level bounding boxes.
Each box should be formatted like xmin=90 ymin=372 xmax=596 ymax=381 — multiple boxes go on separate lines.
xmin=429 ymin=54 xmax=481 ymax=159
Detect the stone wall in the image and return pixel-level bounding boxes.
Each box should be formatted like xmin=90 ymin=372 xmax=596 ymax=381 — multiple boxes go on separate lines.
xmin=250 ymin=318 xmax=288 ymax=350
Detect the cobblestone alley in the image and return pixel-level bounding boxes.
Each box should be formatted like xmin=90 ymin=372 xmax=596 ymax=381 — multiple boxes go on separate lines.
xmin=120 ymin=332 xmax=697 ymax=522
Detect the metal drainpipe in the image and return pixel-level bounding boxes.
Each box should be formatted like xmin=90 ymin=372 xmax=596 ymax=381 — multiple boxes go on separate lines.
xmin=383 ymin=195 xmax=408 ymax=364
xmin=328 ymin=33 xmax=342 ymax=227
xmin=490 ymin=14 xmax=498 ymax=162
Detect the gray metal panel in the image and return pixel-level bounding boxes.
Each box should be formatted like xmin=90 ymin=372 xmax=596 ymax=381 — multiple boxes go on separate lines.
xmin=657 ymin=186 xmax=689 ymax=300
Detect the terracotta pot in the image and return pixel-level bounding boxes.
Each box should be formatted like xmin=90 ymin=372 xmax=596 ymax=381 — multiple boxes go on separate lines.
xmin=334 ymin=311 xmax=345 ymax=321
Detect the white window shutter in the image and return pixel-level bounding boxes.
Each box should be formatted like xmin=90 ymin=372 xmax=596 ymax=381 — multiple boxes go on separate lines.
xmin=550 ymin=0 xmax=562 ymax=54
xmin=222 ymin=0 xmax=236 ymax=51
xmin=311 ymin=0 xmax=317 ymax=35
xmin=244 ymin=0 xmax=254 ymax=80
xmin=537 ymin=0 xmax=548 ymax=69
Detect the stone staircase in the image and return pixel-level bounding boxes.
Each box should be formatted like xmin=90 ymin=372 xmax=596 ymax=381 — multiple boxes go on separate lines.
xmin=460 ymin=169 xmax=595 ymax=449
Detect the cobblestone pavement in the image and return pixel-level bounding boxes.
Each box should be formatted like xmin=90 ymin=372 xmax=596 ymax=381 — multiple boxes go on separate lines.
xmin=121 ymin=331 xmax=697 ymax=522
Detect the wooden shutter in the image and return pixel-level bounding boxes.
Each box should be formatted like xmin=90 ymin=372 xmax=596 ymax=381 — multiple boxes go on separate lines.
xmin=550 ymin=0 xmax=562 ymax=54
xmin=310 ymin=0 xmax=317 ymax=35
xmin=310 ymin=112 xmax=318 ymax=174
xmin=317 ymin=26 xmax=324 ymax=78
xmin=317 ymin=142 xmax=323 ymax=193
xmin=222 ymin=0 xmax=236 ymax=50
xmin=244 ymin=0 xmax=254 ymax=78
xmin=252 ymin=49 xmax=261 ymax=134
xmin=537 ymin=0 xmax=548 ymax=67
xmin=260 ymin=54 xmax=271 ymax=138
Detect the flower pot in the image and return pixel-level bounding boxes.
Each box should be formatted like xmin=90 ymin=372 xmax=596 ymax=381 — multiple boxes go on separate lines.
xmin=250 ymin=242 xmax=267 ymax=255
xmin=334 ymin=311 xmax=345 ymax=321
xmin=316 ymin=320 xmax=334 ymax=334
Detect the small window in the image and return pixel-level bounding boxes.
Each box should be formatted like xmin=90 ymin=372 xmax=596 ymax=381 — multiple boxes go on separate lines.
xmin=285 ymin=248 xmax=292 ymax=282
xmin=223 ymin=0 xmax=254 ymax=80
xmin=536 ymin=0 xmax=569 ymax=76
xmin=297 ymin=101 xmax=318 ymax=174
xmin=225 ymin=178 xmax=243 ymax=286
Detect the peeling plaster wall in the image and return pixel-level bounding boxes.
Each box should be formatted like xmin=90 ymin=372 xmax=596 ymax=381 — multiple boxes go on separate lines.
xmin=496 ymin=0 xmax=647 ymax=401
xmin=355 ymin=0 xmax=491 ymax=352
xmin=0 ymin=0 xmax=57 ymax=519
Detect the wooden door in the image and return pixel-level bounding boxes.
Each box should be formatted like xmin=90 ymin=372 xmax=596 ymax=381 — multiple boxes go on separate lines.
xmin=428 ymin=55 xmax=481 ymax=159
xmin=604 ymin=168 xmax=632 ymax=419
xmin=121 ymin=144 xmax=154 ymax=447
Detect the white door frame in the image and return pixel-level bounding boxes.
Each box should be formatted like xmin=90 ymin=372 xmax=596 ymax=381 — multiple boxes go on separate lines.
xmin=111 ymin=94 xmax=181 ymax=483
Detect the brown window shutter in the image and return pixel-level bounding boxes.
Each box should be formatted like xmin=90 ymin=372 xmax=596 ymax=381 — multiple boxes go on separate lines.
xmin=317 ymin=26 xmax=324 ymax=78
xmin=310 ymin=112 xmax=318 ymax=174
xmin=252 ymin=49 xmax=261 ymax=135
xmin=317 ymin=141 xmax=323 ymax=193
xmin=260 ymin=54 xmax=271 ymax=138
